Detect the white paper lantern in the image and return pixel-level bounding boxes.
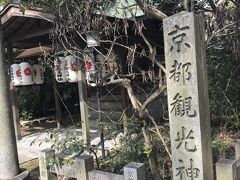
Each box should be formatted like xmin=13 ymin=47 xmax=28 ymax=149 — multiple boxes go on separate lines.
xmin=96 ymin=54 xmax=110 ymax=78
xmin=86 ymin=33 xmax=100 ymax=47
xmin=84 ymin=53 xmax=97 ymax=86
xmin=84 ymin=53 xmax=95 ymax=72
xmin=33 ymin=64 xmax=44 ymax=84
xmin=86 ymin=72 xmax=97 ymax=87
xmin=54 ymin=57 xmax=67 ymax=83
xmin=10 ymin=64 xmax=22 ymax=86
xmin=19 ymin=62 xmax=34 ymax=85
xmin=65 ymin=55 xmax=78 ymax=83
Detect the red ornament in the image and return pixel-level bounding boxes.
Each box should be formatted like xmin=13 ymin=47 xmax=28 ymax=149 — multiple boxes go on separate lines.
xmin=85 ymin=60 xmax=93 ymax=70
xmin=24 ymin=68 xmax=31 ymax=76
xmin=16 ymin=70 xmax=21 ymax=77
xmin=71 ymin=64 xmax=78 ymax=72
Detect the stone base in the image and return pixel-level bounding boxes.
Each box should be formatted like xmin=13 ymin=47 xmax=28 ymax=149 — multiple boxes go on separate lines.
xmin=2 ymin=170 xmax=29 ymax=180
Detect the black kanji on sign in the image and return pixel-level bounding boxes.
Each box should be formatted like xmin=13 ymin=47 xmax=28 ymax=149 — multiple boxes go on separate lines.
xmin=168 ymin=25 xmax=191 ymax=53
xmin=170 ymin=93 xmax=197 ymax=117
xmin=176 ymin=159 xmax=200 ymax=180
xmin=169 ymin=60 xmax=192 ymax=84
xmin=175 ymin=126 xmax=197 ymax=152
xmin=127 ymin=171 xmax=134 ymax=180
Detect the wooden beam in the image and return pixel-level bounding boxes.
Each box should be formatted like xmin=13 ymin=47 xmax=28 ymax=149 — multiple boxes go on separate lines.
xmin=12 ymin=42 xmax=40 ymax=49
xmin=53 ymin=77 xmax=62 ymax=129
xmin=8 ymin=27 xmax=51 ymax=43
xmin=13 ymin=45 xmax=53 ymax=59
xmin=1 ymin=6 xmax=54 ymax=25
xmin=10 ymin=84 xmax=21 ymax=141
xmin=121 ymin=87 xmax=128 ymax=135
xmin=78 ymin=69 xmax=90 ymax=145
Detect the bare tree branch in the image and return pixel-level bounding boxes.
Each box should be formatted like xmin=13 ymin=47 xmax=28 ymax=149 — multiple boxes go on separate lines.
xmin=207 ymin=22 xmax=236 ymax=45
xmin=141 ymin=86 xmax=166 ymax=111
xmin=136 ymin=99 xmax=172 ymax=160
xmin=217 ymin=0 xmax=227 ymax=7
xmin=140 ymin=31 xmax=153 ymax=54
xmin=104 ymin=77 xmax=141 ymax=110
xmin=135 ymin=0 xmax=167 ymax=21
xmin=147 ymin=113 xmax=172 ymax=160
xmin=207 ymin=0 xmax=217 ymax=11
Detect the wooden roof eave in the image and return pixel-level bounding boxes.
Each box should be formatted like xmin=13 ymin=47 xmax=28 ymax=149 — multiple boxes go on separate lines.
xmin=0 ymin=4 xmax=55 ymax=25
xmin=13 ymin=43 xmax=64 ymax=60
xmin=13 ymin=45 xmax=53 ymax=59
xmin=0 ymin=4 xmax=55 ymax=52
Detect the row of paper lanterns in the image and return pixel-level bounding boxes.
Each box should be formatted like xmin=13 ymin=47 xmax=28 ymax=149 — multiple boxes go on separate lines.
xmin=10 ymin=56 xmax=80 ymax=86
xmin=55 ymin=54 xmax=110 ymax=86
xmin=10 ymin=62 xmax=44 ymax=86
xmin=54 ymin=55 xmax=79 ymax=83
xmin=11 ymin=54 xmax=110 ymax=86
xmin=11 ymin=32 xmax=105 ymax=86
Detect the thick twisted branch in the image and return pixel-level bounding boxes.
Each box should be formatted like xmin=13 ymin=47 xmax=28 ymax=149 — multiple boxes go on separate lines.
xmin=135 ymin=0 xmax=167 ymax=21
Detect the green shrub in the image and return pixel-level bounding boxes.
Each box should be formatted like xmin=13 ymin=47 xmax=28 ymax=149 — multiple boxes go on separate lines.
xmin=212 ymin=138 xmax=231 ymax=159
xmin=17 ymin=86 xmax=41 ymax=121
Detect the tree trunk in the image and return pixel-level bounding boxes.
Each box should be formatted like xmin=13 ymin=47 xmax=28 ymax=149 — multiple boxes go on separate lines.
xmin=142 ymin=123 xmax=160 ymax=180
xmin=122 ymin=81 xmax=161 ymax=179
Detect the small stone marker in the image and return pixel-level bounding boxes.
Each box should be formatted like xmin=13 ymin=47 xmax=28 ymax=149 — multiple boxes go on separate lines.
xmin=50 ymin=163 xmax=76 ymax=178
xmin=124 ymin=162 xmax=145 ymax=180
xmin=39 ymin=149 xmax=54 ymax=180
xmin=216 ymin=158 xmax=239 ymax=180
xmin=235 ymin=139 xmax=240 ymax=160
xmin=163 ymin=12 xmax=214 ymax=180
xmin=235 ymin=140 xmax=240 ymax=179
xmin=75 ymin=155 xmax=94 ymax=180
xmin=236 ymin=159 xmax=240 ymax=180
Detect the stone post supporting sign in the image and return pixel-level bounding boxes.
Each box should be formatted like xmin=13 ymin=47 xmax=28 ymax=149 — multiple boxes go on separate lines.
xmin=235 ymin=140 xmax=240 ymax=160
xmin=39 ymin=149 xmax=55 ymax=180
xmin=124 ymin=162 xmax=145 ymax=180
xmin=163 ymin=12 xmax=214 ymax=180
xmin=216 ymin=158 xmax=240 ymax=180
xmin=75 ymin=155 xmax=94 ymax=180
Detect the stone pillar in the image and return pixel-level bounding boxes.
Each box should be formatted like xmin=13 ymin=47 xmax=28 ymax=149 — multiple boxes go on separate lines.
xmin=124 ymin=162 xmax=145 ymax=180
xmin=236 ymin=159 xmax=240 ymax=180
xmin=163 ymin=12 xmax=214 ymax=179
xmin=235 ymin=139 xmax=240 ymax=160
xmin=235 ymin=141 xmax=240 ymax=179
xmin=75 ymin=155 xmax=94 ymax=180
xmin=216 ymin=158 xmax=239 ymax=180
xmin=39 ymin=149 xmax=54 ymax=180
xmin=0 ymin=27 xmax=19 ymax=178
